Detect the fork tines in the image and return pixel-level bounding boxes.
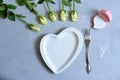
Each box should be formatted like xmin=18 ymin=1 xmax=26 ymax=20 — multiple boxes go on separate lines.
xmin=85 ymin=29 xmax=91 ymax=38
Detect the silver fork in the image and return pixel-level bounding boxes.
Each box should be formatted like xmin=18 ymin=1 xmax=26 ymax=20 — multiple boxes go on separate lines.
xmin=85 ymin=29 xmax=91 ymax=74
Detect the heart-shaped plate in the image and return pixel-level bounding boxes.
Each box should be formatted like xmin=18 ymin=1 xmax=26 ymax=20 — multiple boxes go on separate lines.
xmin=40 ymin=27 xmax=83 ymax=74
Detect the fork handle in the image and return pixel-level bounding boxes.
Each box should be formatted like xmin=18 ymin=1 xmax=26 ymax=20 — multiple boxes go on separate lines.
xmin=86 ymin=50 xmax=91 ymax=74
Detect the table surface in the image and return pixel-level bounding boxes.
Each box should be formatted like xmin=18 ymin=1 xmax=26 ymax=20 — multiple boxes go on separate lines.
xmin=0 ymin=0 xmax=120 ymax=80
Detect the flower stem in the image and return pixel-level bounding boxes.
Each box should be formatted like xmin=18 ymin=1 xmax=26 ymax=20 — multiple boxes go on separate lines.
xmin=16 ymin=15 xmax=30 ymax=25
xmin=25 ymin=0 xmax=41 ymax=17
xmin=73 ymin=0 xmax=75 ymax=11
xmin=46 ymin=1 xmax=51 ymax=12
xmin=32 ymin=8 xmax=41 ymax=17
xmin=62 ymin=0 xmax=64 ymax=10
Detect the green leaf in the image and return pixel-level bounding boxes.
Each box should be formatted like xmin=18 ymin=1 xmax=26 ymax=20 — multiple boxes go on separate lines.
xmin=0 ymin=0 xmax=3 ymax=4
xmin=7 ymin=4 xmax=17 ymax=9
xmin=68 ymin=0 xmax=72 ymax=2
xmin=75 ymin=0 xmax=81 ymax=3
xmin=47 ymin=0 xmax=55 ymax=4
xmin=0 ymin=5 xmax=6 ymax=11
xmin=8 ymin=11 xmax=15 ymax=21
xmin=30 ymin=2 xmax=37 ymax=7
xmin=16 ymin=0 xmax=25 ymax=6
xmin=16 ymin=14 xmax=26 ymax=18
xmin=0 ymin=10 xmax=7 ymax=18
xmin=50 ymin=1 xmax=55 ymax=4
xmin=38 ymin=0 xmax=44 ymax=4
xmin=26 ymin=1 xmax=36 ymax=11
xmin=63 ymin=0 xmax=71 ymax=6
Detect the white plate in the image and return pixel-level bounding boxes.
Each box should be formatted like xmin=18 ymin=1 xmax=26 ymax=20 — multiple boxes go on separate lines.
xmin=40 ymin=27 xmax=83 ymax=74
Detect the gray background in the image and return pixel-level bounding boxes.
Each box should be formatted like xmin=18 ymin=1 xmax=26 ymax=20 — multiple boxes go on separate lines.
xmin=0 ymin=0 xmax=120 ymax=80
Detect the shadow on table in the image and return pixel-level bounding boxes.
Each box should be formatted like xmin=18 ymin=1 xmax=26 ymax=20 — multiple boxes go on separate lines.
xmin=90 ymin=10 xmax=99 ymax=28
xmin=0 ymin=76 xmax=12 ymax=80
xmin=35 ymin=28 xmax=65 ymax=74
xmin=35 ymin=34 xmax=53 ymax=73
